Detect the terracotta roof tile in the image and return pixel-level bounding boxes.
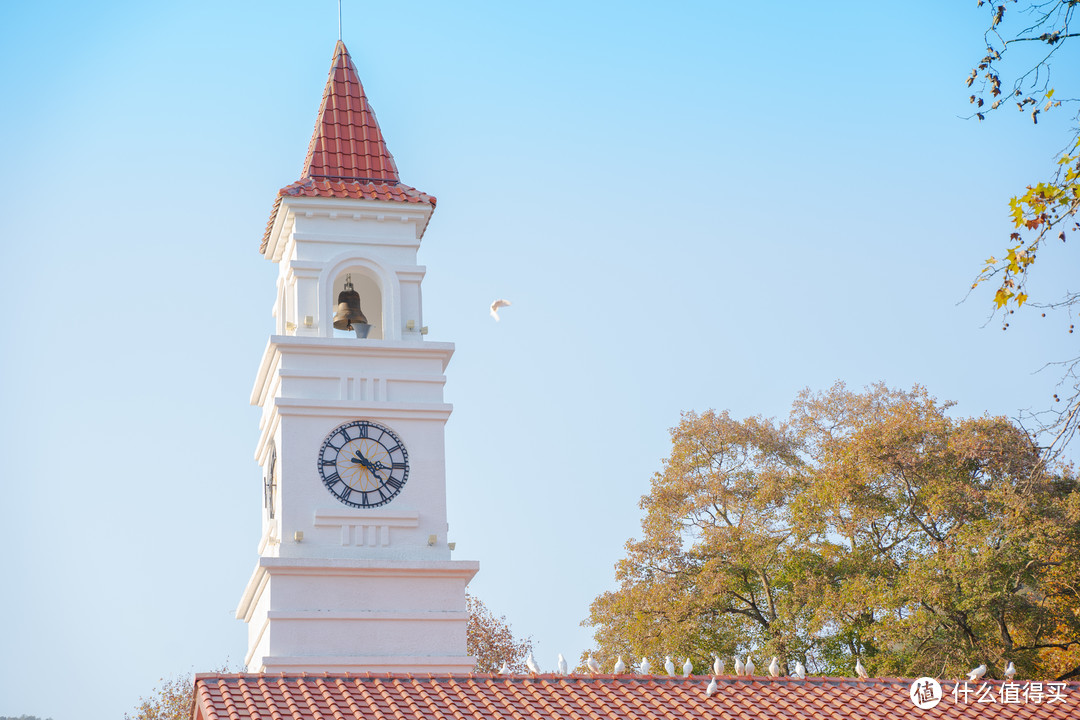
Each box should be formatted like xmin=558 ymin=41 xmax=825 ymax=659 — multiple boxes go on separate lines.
xmin=259 ymin=42 xmax=435 ymax=255
xmin=194 ymin=673 xmax=1080 ymax=720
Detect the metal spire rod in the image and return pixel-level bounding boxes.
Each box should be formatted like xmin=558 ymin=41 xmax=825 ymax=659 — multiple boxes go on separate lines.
xmin=338 ymin=0 xmax=342 ymax=40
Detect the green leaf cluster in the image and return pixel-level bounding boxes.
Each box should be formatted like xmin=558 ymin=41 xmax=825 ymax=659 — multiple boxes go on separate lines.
xmin=584 ymin=383 xmax=1080 ymax=680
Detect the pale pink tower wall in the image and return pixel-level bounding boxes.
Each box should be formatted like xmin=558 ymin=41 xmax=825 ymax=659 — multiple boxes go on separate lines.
xmin=235 ymin=41 xmax=478 ymax=673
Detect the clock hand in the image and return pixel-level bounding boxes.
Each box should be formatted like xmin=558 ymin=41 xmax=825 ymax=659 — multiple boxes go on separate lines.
xmin=350 ymin=451 xmax=383 ymax=479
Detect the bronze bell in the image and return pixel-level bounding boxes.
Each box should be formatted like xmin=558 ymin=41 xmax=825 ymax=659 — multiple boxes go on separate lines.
xmin=333 ymin=274 xmax=369 ymax=331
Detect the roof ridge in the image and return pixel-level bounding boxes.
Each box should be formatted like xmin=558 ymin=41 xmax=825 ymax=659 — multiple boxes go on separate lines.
xmin=193 ymin=671 xmax=1079 ymax=685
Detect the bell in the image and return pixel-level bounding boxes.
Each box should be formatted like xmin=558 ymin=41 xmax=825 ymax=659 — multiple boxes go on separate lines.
xmin=332 ymin=274 xmax=370 ymax=334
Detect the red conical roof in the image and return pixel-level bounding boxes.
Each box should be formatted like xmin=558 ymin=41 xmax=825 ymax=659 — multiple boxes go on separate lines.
xmin=260 ymin=42 xmax=435 ymax=254
xmin=301 ymin=41 xmax=400 ymax=183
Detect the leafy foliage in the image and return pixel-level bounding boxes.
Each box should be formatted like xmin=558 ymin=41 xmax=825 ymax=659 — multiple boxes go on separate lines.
xmin=467 ymin=593 xmax=534 ymax=673
xmin=585 ymin=384 xmax=1080 ymax=680
xmin=124 ymin=672 xmax=197 ymax=720
xmin=967 ymin=1 xmax=1080 ymax=455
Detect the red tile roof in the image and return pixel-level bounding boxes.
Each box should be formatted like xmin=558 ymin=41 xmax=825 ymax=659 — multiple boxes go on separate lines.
xmin=260 ymin=42 xmax=435 ymax=254
xmin=193 ymin=672 xmax=1080 ymax=720
xmin=301 ymin=40 xmax=399 ymax=184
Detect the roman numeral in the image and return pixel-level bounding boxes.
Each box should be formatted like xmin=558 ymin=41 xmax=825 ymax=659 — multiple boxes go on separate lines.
xmin=392 ymin=462 xmax=406 ymax=470
xmin=338 ymin=486 xmax=352 ymax=502
xmin=385 ymin=477 xmax=403 ymax=491
xmin=324 ymin=472 xmax=340 ymax=485
xmin=357 ymin=424 xmax=368 ymax=438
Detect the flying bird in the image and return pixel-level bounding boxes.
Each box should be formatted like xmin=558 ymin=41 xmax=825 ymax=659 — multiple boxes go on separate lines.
xmin=713 ymin=653 xmax=724 ymax=676
xmin=586 ymin=654 xmax=600 ymax=675
xmin=855 ymin=658 xmax=869 ymax=679
xmin=665 ymin=656 xmax=676 ymax=676
xmin=793 ymin=661 xmax=806 ymax=680
xmin=489 ymin=298 xmax=511 ymax=321
xmin=557 ymin=653 xmax=568 ymax=675
xmin=499 ymin=661 xmax=510 ymax=675
xmin=744 ymin=656 xmax=755 ymax=676
xmin=967 ymin=664 xmax=987 ymax=683
xmin=525 ymin=652 xmax=540 ymax=675
xmin=1004 ymin=661 xmax=1016 ymax=681
xmin=683 ymin=658 xmax=693 ymax=677
xmin=768 ymin=657 xmax=780 ymax=678
xmin=705 ymin=676 xmax=718 ymax=698
xmin=639 ymin=657 xmax=651 ymax=675
xmin=613 ymin=656 xmax=626 ymax=674
xmin=733 ymin=657 xmax=745 ymax=676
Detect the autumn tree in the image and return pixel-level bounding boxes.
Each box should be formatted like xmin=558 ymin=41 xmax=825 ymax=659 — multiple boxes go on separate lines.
xmin=124 ymin=671 xmax=199 ymax=720
xmin=585 ymin=384 xmax=1080 ymax=680
xmin=466 ymin=593 xmax=534 ymax=673
xmin=967 ymin=1 xmax=1080 ymax=455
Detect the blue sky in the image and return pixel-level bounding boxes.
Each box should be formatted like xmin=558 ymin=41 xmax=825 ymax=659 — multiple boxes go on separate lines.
xmin=1 ymin=2 xmax=1077 ymax=719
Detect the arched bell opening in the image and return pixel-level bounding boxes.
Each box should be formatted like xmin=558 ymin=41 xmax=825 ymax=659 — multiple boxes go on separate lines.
xmin=331 ymin=268 xmax=383 ymax=340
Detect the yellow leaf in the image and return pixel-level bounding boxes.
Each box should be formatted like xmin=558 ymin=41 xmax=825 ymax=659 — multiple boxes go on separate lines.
xmin=1016 ymin=293 xmax=1028 ymax=307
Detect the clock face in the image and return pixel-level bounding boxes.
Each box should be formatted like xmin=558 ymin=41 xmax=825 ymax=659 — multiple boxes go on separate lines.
xmin=264 ymin=442 xmax=277 ymax=519
xmin=317 ymin=420 xmax=409 ymax=508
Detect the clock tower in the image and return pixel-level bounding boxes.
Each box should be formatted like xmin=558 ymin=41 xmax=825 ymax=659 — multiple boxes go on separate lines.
xmin=235 ymin=41 xmax=478 ymax=674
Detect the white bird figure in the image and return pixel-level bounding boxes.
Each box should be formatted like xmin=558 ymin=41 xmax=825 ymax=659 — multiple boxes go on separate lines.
xmin=525 ymin=652 xmax=540 ymax=675
xmin=793 ymin=661 xmax=806 ymax=680
xmin=557 ymin=653 xmax=568 ymax=675
xmin=713 ymin=653 xmax=724 ymax=676
xmin=1004 ymin=661 xmax=1016 ymax=681
xmin=733 ymin=656 xmax=745 ymax=676
xmin=639 ymin=656 xmax=651 ymax=675
xmin=613 ymin=656 xmax=626 ymax=674
xmin=664 ymin=656 xmax=676 ymax=676
xmin=682 ymin=657 xmax=693 ymax=677
xmin=855 ymin=657 xmax=869 ymax=679
xmin=744 ymin=656 xmax=756 ymax=676
xmin=489 ymin=299 xmax=511 ymax=321
xmin=967 ymin=664 xmax=987 ymax=683
xmin=499 ymin=661 xmax=510 ymax=675
xmin=768 ymin=657 xmax=781 ymax=678
xmin=586 ymin=654 xmax=600 ymax=675
xmin=705 ymin=676 xmax=718 ymax=698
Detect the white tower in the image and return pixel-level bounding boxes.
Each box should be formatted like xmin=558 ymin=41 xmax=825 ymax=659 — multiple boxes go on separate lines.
xmin=235 ymin=41 xmax=478 ymax=674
